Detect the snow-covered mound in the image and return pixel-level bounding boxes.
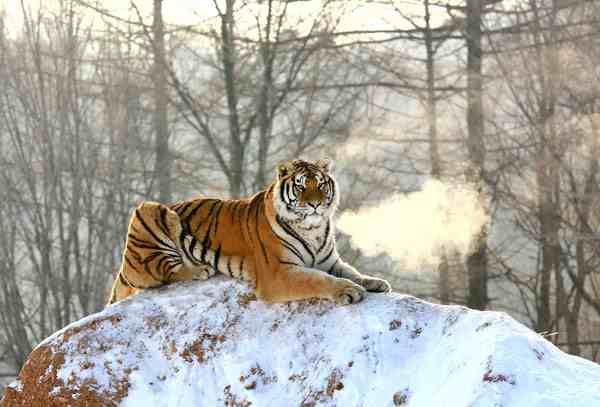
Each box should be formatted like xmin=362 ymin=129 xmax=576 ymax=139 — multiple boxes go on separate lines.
xmin=3 ymin=277 xmax=600 ymax=406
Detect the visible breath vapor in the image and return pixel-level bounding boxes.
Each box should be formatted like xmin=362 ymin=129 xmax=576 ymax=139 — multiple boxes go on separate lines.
xmin=337 ymin=180 xmax=489 ymax=269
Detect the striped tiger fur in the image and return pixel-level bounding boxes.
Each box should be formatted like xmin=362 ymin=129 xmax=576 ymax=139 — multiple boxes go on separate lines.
xmin=107 ymin=158 xmax=391 ymax=306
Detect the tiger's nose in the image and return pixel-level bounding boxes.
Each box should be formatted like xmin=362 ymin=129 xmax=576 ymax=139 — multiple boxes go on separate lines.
xmin=307 ymin=201 xmax=321 ymax=209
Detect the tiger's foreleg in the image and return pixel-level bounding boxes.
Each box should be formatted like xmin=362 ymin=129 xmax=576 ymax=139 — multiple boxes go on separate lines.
xmin=330 ymin=260 xmax=392 ymax=293
xmin=256 ymin=265 xmax=366 ymax=305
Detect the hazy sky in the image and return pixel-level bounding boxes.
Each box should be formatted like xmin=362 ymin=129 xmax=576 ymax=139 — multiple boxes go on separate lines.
xmin=1 ymin=0 xmax=469 ymax=37
xmin=114 ymin=0 xmax=454 ymax=29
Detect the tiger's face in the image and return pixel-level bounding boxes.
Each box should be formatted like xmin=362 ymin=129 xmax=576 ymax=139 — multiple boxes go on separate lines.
xmin=274 ymin=158 xmax=338 ymax=227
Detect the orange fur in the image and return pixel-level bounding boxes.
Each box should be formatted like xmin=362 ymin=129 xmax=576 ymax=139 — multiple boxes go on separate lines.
xmin=107 ymin=159 xmax=390 ymax=306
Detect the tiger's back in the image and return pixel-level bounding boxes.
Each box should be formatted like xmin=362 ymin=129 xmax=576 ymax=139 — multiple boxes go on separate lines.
xmin=108 ymin=195 xmax=266 ymax=305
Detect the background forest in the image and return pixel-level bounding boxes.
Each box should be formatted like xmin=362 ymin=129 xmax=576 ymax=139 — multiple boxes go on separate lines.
xmin=1 ymin=0 xmax=600 ymax=394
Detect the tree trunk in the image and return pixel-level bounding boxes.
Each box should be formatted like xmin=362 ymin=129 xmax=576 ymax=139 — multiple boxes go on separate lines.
xmin=465 ymin=0 xmax=488 ymax=310
xmin=152 ymin=0 xmax=171 ymax=202
xmin=255 ymin=0 xmax=275 ymax=191
xmin=221 ymin=0 xmax=243 ymax=198
xmin=423 ymin=0 xmax=449 ymax=304
xmin=530 ymin=0 xmax=561 ymax=335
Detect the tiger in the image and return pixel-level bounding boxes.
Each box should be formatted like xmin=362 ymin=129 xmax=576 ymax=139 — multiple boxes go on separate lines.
xmin=107 ymin=158 xmax=391 ymax=306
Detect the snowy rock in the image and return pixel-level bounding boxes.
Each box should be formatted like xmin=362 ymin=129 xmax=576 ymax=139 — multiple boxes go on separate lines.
xmin=2 ymin=276 xmax=600 ymax=406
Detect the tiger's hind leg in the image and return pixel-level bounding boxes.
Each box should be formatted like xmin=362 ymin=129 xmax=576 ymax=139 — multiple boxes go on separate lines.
xmin=107 ymin=272 xmax=140 ymax=306
xmin=166 ymin=234 xmax=218 ymax=284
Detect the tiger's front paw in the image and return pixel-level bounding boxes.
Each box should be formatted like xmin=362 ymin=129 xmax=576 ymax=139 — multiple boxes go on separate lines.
xmin=333 ymin=279 xmax=366 ymax=305
xmin=361 ymin=276 xmax=392 ymax=293
xmin=191 ymin=264 xmax=216 ymax=281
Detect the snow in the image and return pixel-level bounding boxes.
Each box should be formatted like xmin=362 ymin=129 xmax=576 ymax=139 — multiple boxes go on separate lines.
xmin=18 ymin=277 xmax=600 ymax=406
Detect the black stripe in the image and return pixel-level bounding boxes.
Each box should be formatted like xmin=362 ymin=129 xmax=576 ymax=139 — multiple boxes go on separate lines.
xmin=127 ymin=246 xmax=143 ymax=262
xmin=288 ymin=181 xmax=295 ymax=202
xmin=173 ymin=200 xmax=195 ymax=217
xmin=155 ymin=253 xmax=171 ymax=273
xmin=200 ymin=238 xmax=210 ymax=263
xmin=179 ymin=229 xmax=187 ymax=253
xmin=164 ymin=259 xmax=183 ymax=276
xmin=239 ymin=202 xmax=250 ymax=245
xmin=186 ymin=200 xmax=209 ymax=222
xmin=327 ymin=259 xmax=339 ymax=276
xmin=165 ymin=268 xmax=176 ymax=281
xmin=226 ymin=255 xmax=233 ymax=276
xmin=230 ymin=201 xmax=241 ymax=222
xmin=280 ymin=239 xmax=304 ymax=263
xmin=200 ymin=205 xmax=220 ymax=262
xmin=199 ymin=201 xmax=221 ymax=260
xmin=188 ymin=235 xmax=198 ymax=254
xmin=239 ymin=257 xmax=245 ymax=279
xmin=142 ymin=252 xmax=162 ymax=264
xmin=135 ymin=208 xmax=174 ymax=251
xmin=164 ymin=261 xmax=181 ymax=275
xmin=265 ymin=216 xmax=304 ymax=263
xmin=143 ymin=261 xmax=163 ymax=282
xmin=317 ymin=220 xmax=330 ymax=253
xmin=128 ymin=238 xmax=179 ymax=256
xmin=181 ymin=221 xmax=192 ymax=236
xmin=243 ymin=198 xmax=257 ymax=248
xmin=194 ymin=200 xmax=219 ymax=235
xmin=274 ymin=234 xmax=303 ymax=262
xmin=234 ymin=200 xmax=244 ymax=226
xmin=211 ymin=202 xmax=224 ymax=239
xmin=255 ymin=199 xmax=270 ymax=265
xmin=279 ymin=181 xmax=287 ymax=204
xmin=276 ymin=215 xmax=314 ymax=265
xmin=128 ymin=233 xmax=175 ymax=251
xmin=165 ymin=257 xmax=183 ymax=266
xmin=280 ymin=260 xmax=301 ymax=267
xmin=319 ymin=245 xmax=335 ymax=265
xmin=157 ymin=206 xmax=171 ymax=238
xmin=158 ymin=253 xmax=181 ymax=274
xmin=330 ymin=179 xmax=336 ymax=203
xmin=187 ymin=236 xmax=202 ymax=265
xmin=128 ymin=233 xmax=155 ymax=246
xmin=179 ymin=231 xmax=202 ymax=265
xmin=120 ymin=272 xmax=140 ymax=289
xmin=213 ymin=244 xmax=222 ymax=271
xmin=124 ymin=255 xmax=137 ymax=270
xmin=202 ymin=201 xmax=222 ymax=236
xmin=186 ymin=200 xmax=210 ymax=235
xmin=119 ymin=273 xmax=130 ymax=287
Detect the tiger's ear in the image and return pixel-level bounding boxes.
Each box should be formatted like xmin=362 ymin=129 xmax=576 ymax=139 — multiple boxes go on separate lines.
xmin=277 ymin=161 xmax=291 ymax=179
xmin=316 ymin=157 xmax=333 ymax=173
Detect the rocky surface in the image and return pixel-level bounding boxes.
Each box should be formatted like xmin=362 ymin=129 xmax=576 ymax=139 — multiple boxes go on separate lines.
xmin=2 ymin=276 xmax=600 ymax=406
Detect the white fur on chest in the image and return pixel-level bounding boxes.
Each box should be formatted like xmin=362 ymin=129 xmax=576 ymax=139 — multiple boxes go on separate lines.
xmin=295 ymin=222 xmax=326 ymax=252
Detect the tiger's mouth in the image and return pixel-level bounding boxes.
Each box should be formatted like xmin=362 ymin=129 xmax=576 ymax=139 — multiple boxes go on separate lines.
xmin=290 ymin=205 xmax=325 ymax=217
xmin=284 ymin=203 xmax=325 ymax=218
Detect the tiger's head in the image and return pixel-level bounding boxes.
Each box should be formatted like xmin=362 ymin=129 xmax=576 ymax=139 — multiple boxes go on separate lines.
xmin=273 ymin=158 xmax=338 ymax=228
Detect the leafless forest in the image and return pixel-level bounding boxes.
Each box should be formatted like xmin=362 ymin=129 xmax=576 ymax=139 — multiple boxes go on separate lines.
xmin=1 ymin=0 xmax=600 ymax=393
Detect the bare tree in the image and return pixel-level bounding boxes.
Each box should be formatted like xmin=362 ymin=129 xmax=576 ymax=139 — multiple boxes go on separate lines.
xmin=152 ymin=0 xmax=171 ymax=202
